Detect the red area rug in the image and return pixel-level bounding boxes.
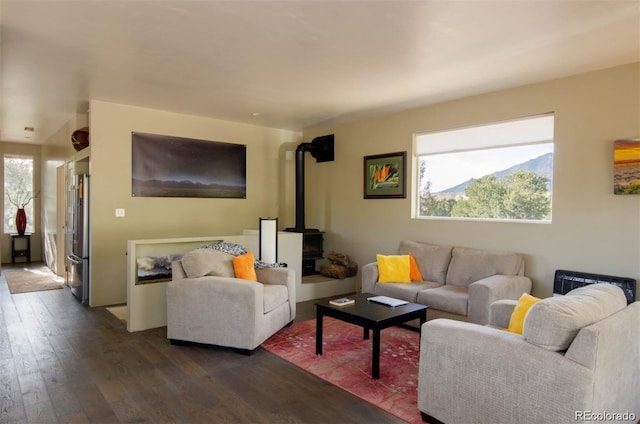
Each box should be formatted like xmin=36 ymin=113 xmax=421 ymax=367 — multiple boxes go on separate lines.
xmin=262 ymin=317 xmax=422 ymax=424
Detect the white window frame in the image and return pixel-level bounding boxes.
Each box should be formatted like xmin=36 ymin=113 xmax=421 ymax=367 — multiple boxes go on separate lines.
xmin=413 ymin=113 xmax=554 ymax=223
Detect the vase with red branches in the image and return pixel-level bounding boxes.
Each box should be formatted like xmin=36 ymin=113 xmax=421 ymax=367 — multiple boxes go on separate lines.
xmin=6 ymin=188 xmax=39 ymax=235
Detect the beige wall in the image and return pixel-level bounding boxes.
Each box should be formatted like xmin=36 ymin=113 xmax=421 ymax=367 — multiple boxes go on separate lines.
xmin=302 ymin=63 xmax=640 ymax=299
xmin=89 ymin=100 xmax=300 ymax=306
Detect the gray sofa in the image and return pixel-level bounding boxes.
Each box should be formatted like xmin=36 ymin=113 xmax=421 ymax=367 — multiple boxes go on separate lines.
xmin=418 ymin=283 xmax=640 ymax=423
xmin=361 ymin=240 xmax=532 ymax=325
xmin=166 ymin=247 xmax=296 ymax=353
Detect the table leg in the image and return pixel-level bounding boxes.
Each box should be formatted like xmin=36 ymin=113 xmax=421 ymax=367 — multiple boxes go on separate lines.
xmin=363 ymin=327 xmax=369 ymax=340
xmin=316 ymin=309 xmax=323 ymax=355
xmin=372 ymin=328 xmax=380 ymax=379
xmin=419 ymin=310 xmax=427 ymax=330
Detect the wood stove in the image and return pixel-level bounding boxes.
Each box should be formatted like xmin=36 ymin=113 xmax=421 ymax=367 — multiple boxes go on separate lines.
xmin=300 ymin=230 xmax=324 ymax=275
xmin=285 ymin=135 xmax=334 ymax=276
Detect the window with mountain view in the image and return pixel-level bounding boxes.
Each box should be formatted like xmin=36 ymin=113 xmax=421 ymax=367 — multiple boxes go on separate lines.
xmin=414 ymin=114 xmax=554 ymax=222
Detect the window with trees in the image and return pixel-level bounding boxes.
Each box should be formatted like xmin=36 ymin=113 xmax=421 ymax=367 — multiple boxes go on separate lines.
xmin=414 ymin=114 xmax=554 ymax=222
xmin=4 ymin=155 xmax=36 ymax=233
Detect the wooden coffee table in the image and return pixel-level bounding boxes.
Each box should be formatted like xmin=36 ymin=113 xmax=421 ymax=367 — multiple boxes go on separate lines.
xmin=315 ymin=292 xmax=428 ymax=379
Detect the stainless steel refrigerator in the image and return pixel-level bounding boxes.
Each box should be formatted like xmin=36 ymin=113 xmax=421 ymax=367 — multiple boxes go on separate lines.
xmin=67 ymin=173 xmax=90 ymax=305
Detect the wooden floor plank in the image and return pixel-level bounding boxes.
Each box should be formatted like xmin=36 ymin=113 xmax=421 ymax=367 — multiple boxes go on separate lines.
xmin=17 ymin=372 xmax=50 ymax=407
xmin=46 ymin=385 xmax=85 ymax=421
xmin=0 ymin=390 xmax=27 ymax=423
xmin=24 ymin=399 xmax=57 ymax=424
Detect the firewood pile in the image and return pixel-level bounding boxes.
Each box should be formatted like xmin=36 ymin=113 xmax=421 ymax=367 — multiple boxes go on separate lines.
xmin=319 ymin=251 xmax=358 ymax=279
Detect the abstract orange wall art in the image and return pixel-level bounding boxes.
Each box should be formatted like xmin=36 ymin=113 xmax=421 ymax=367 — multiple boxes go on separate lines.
xmin=614 ymin=138 xmax=640 ymax=195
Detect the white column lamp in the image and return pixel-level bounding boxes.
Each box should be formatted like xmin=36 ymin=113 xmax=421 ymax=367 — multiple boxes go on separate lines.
xmin=259 ymin=217 xmax=278 ymax=263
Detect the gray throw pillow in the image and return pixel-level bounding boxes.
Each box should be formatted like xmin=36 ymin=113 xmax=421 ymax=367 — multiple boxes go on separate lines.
xmin=523 ymin=284 xmax=626 ymax=351
xmin=181 ymin=248 xmax=235 ymax=278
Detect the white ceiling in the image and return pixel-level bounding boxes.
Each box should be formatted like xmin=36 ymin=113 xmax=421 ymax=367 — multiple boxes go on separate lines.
xmin=1 ymin=0 xmax=639 ymax=144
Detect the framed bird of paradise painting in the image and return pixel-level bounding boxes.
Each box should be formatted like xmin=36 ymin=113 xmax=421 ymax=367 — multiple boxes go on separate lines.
xmin=363 ymin=151 xmax=406 ymax=199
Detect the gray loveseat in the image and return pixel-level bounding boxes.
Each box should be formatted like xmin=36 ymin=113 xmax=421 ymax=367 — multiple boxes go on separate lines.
xmin=361 ymin=240 xmax=532 ymax=325
xmin=418 ymin=283 xmax=640 ymax=423
xmin=166 ymin=246 xmax=296 ymax=353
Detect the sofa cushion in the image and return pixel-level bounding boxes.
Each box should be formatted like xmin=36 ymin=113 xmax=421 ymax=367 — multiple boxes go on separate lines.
xmin=263 ymin=284 xmax=288 ymax=314
xmin=507 ymin=293 xmax=540 ymax=334
xmin=523 ymin=284 xmax=627 ymax=351
xmin=417 ymin=285 xmax=468 ymax=316
xmin=233 ymin=251 xmax=258 ymax=281
xmin=445 ymin=247 xmax=522 ymax=287
xmin=373 ymin=280 xmax=441 ymax=303
xmin=399 ymin=240 xmax=452 ymax=284
xmin=181 ymin=248 xmax=235 ymax=278
xmin=377 ymin=254 xmax=411 ymax=283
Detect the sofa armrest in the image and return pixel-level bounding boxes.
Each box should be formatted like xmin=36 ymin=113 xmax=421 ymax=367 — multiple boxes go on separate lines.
xmin=171 ymin=260 xmax=187 ymax=280
xmin=256 ymin=267 xmax=292 ymax=286
xmin=488 ymin=299 xmax=517 ymax=328
xmin=361 ymin=262 xmax=379 ymax=293
xmin=256 ymin=267 xmax=296 ymax=320
xmin=418 ymin=319 xmax=592 ymax=424
xmin=467 ymin=274 xmax=532 ymax=324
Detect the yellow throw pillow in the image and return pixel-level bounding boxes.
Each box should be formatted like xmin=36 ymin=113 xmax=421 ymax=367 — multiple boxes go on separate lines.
xmin=233 ymin=251 xmax=258 ymax=282
xmin=376 ymin=254 xmax=411 ymax=283
xmin=507 ymin=293 xmax=541 ymax=334
xmin=408 ymin=253 xmax=424 ymax=282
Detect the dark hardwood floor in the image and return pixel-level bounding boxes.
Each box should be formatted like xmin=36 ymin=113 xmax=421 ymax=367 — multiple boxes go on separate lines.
xmin=0 ymin=264 xmax=404 ymax=423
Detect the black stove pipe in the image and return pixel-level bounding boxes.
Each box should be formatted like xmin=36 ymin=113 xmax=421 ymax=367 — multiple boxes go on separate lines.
xmin=290 ymin=134 xmax=334 ymax=232
xmin=294 ymin=143 xmax=312 ymax=231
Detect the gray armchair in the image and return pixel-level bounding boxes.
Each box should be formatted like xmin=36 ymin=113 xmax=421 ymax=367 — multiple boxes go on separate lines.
xmin=166 ymin=247 xmax=296 ymax=354
xmin=418 ymin=284 xmax=640 ymax=423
